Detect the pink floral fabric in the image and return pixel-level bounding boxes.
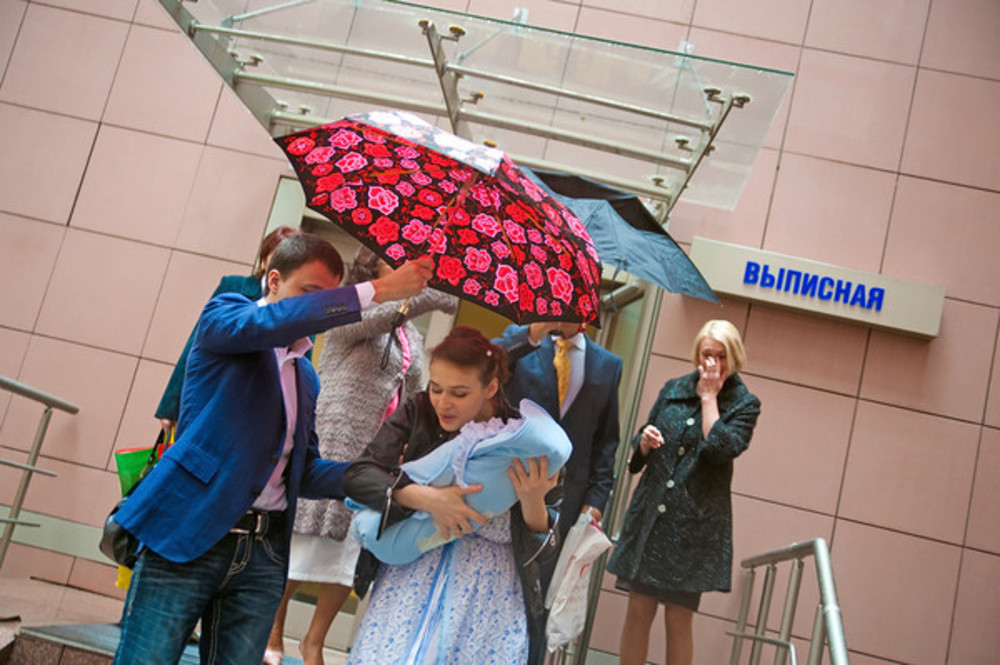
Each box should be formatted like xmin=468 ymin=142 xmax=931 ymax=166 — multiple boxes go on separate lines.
xmin=276 ymin=110 xmax=601 ymax=324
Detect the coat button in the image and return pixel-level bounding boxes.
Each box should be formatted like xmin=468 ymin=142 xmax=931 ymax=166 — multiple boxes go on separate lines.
xmin=657 ymin=504 xmax=666 ymax=513
xmin=677 ymin=446 xmax=686 ymax=456
xmin=666 ymin=479 xmax=676 ymax=489
xmin=685 ymin=417 xmax=695 ymax=427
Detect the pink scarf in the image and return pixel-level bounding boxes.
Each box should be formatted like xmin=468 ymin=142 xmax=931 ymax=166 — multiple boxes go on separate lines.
xmin=379 ymin=328 xmax=411 ymax=426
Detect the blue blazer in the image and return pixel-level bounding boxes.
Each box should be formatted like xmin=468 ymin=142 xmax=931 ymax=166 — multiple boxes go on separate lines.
xmin=497 ymin=325 xmax=622 ymax=537
xmin=117 ymin=288 xmax=362 ymax=563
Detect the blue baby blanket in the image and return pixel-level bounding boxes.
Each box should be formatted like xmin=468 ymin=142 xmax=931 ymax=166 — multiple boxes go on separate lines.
xmin=350 ymin=399 xmax=572 ymax=564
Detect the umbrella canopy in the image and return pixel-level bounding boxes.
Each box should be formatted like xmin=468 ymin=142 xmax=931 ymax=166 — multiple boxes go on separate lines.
xmin=274 ymin=110 xmax=602 ymax=324
xmin=526 ymin=168 xmax=718 ymax=304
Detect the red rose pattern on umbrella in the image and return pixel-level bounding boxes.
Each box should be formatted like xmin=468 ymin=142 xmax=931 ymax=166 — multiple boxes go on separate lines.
xmin=275 ymin=110 xmax=602 ymax=324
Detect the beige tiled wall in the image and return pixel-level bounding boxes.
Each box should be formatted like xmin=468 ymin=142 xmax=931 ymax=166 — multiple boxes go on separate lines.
xmin=0 ymin=1 xmax=997 ymax=663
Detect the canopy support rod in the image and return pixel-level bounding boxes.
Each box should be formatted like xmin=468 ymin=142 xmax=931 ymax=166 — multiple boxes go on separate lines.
xmin=190 ymin=22 xmax=436 ymax=69
xmin=444 ymin=63 xmax=714 ymax=132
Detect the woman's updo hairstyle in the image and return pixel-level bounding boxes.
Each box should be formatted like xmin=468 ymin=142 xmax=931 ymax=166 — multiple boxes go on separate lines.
xmin=430 ymin=326 xmax=509 ymax=389
xmin=345 ymin=245 xmax=382 ymax=286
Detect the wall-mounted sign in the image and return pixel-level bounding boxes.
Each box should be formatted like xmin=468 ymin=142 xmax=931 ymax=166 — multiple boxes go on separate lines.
xmin=689 ymin=237 xmax=945 ymax=338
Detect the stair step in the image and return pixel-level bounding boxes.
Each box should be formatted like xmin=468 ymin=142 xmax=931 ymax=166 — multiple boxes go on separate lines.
xmin=10 ymin=623 xmax=303 ymax=664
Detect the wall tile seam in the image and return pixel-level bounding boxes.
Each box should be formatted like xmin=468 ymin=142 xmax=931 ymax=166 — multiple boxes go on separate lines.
xmin=831 ymin=515 xmax=977 ymax=551
xmin=0 ymin=500 xmax=113 ymax=527
xmin=840 ymin=395 xmax=991 ymax=429
xmin=797 ymin=44 xmax=925 ymax=70
xmin=730 ymin=490 xmax=841 ymax=522
xmin=795 ymin=45 xmax=1000 ymax=85
xmin=0 ymin=328 xmax=169 ymax=367
xmin=938 ymin=295 xmax=1000 ymax=311
xmin=579 ymin=6 xmax=690 ymax=32
xmin=770 ymin=148 xmax=1000 ymax=200
xmin=56 ymin=225 xmax=256 ymax=270
xmin=28 ymin=2 xmax=144 ymax=28
xmin=894 ymin=156 xmax=1000 ymax=198
xmin=0 ymin=443 xmax=124 ymax=473
xmin=683 ymin=24 xmax=808 ymax=51
xmin=90 ymin=119 xmax=291 ymax=163
xmin=958 ymin=544 xmax=1000 ymax=561
xmin=90 ymin=120 xmax=212 ymax=149
xmin=640 ymin=365 xmax=995 ymax=421
xmin=0 ymin=212 xmax=71 ymax=230
xmin=773 ymin=148 xmax=904 ymax=177
xmin=0 ymin=99 xmax=100 ymax=129
xmin=912 ymin=63 xmax=1000 ymax=86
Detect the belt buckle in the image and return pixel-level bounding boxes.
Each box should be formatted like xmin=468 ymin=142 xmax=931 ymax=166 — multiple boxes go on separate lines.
xmin=230 ymin=510 xmax=264 ymax=536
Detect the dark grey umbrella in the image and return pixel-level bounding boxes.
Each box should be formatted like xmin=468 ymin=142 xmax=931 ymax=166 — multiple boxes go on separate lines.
xmin=525 ymin=168 xmax=718 ymax=303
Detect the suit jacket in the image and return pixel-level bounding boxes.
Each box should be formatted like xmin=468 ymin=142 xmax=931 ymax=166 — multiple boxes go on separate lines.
xmin=155 ymin=274 xmax=262 ymax=421
xmin=496 ymin=325 xmax=622 ymax=537
xmin=117 ymin=287 xmax=363 ymax=563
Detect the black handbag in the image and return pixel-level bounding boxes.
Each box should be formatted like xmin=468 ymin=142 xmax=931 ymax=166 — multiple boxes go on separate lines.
xmin=99 ymin=492 xmax=140 ymax=568
xmin=99 ymin=432 xmax=168 ymax=569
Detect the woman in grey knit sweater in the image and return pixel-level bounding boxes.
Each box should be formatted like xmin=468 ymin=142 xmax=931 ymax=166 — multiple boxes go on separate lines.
xmin=265 ymin=246 xmax=457 ymax=665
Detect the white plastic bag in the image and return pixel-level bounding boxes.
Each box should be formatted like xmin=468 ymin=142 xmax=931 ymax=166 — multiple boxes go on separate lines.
xmin=544 ymin=511 xmax=613 ymax=651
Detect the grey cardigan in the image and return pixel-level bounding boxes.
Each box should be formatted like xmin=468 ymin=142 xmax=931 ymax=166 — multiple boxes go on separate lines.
xmin=293 ymin=288 xmax=457 ymax=540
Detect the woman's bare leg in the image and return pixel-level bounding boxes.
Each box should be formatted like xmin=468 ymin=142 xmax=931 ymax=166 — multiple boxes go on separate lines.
xmin=663 ymin=602 xmax=695 ymax=665
xmin=618 ymin=591 xmax=659 ymax=665
xmin=264 ymin=579 xmax=301 ymax=662
xmin=298 ymin=583 xmax=353 ymax=665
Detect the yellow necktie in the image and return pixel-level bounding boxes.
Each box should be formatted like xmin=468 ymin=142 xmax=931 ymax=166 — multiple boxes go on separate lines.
xmin=553 ymin=338 xmax=571 ymax=410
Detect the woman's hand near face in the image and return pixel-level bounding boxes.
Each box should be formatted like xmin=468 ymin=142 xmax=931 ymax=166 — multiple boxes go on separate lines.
xmin=395 ymin=483 xmax=486 ymax=542
xmin=696 ymin=356 xmax=726 ymax=400
xmin=696 ymin=357 xmax=724 ymax=437
xmin=509 ymin=456 xmax=558 ymax=533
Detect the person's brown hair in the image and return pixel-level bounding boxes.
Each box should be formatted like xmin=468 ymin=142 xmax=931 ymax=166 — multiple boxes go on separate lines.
xmin=267 ymin=233 xmax=344 ymax=283
xmin=254 ymin=226 xmax=301 ymax=279
xmin=430 ymin=326 xmax=510 ymax=389
xmin=345 ymin=245 xmax=382 ymax=286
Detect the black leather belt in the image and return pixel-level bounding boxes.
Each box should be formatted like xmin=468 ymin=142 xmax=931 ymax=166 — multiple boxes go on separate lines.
xmin=229 ymin=510 xmax=285 ymax=536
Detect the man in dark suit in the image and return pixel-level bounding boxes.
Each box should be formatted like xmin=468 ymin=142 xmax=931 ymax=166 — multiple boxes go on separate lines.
xmin=497 ymin=322 xmax=622 ymax=537
xmin=497 ymin=321 xmax=621 ymax=662
xmin=113 ymin=234 xmax=431 ymax=665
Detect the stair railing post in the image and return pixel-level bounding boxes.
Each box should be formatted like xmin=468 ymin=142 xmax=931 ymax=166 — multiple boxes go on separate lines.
xmin=730 ymin=566 xmax=757 ymax=665
xmin=750 ymin=563 xmax=777 ymax=665
xmin=0 ymin=405 xmax=52 ymax=569
xmin=773 ymin=557 xmax=804 ymax=665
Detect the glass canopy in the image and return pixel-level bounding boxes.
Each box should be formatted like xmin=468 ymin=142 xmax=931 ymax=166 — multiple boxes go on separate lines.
xmin=160 ymin=0 xmax=792 ymax=216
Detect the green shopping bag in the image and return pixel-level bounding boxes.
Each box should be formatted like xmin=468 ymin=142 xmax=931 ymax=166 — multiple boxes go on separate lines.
xmin=113 ymin=429 xmax=173 ymax=494
xmin=107 ymin=429 xmax=173 ymax=588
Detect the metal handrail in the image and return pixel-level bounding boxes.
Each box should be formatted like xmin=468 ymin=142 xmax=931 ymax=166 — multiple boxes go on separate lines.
xmin=730 ymin=538 xmax=848 ymax=665
xmin=0 ymin=375 xmax=79 ymax=570
xmin=0 ymin=376 xmax=79 ymax=414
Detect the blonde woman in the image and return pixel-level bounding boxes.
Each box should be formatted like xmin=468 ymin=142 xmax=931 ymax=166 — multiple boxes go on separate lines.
xmin=607 ymin=320 xmax=761 ymax=665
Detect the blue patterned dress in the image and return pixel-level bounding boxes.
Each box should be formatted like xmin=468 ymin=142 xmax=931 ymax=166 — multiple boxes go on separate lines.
xmin=348 ymin=511 xmax=528 ymax=664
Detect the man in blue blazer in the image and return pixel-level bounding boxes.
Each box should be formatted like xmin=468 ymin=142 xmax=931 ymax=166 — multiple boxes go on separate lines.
xmin=497 ymin=322 xmax=622 ymax=538
xmin=113 ymin=234 xmax=431 ymax=665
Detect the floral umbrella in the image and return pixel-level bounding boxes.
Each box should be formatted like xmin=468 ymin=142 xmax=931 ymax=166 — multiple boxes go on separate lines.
xmin=274 ymin=110 xmax=602 ymax=324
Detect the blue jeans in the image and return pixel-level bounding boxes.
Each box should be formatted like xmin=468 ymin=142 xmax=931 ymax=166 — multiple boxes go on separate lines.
xmin=113 ymin=524 xmax=288 ymax=665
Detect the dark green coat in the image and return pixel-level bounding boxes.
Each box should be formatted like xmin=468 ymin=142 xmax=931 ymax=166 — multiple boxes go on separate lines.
xmin=606 ymin=371 xmax=760 ymax=593
xmin=155 ymin=275 xmax=262 ymax=421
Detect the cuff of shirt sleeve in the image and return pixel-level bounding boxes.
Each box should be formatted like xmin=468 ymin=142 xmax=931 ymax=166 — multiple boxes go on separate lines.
xmin=356 ymin=282 xmax=375 ymax=309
